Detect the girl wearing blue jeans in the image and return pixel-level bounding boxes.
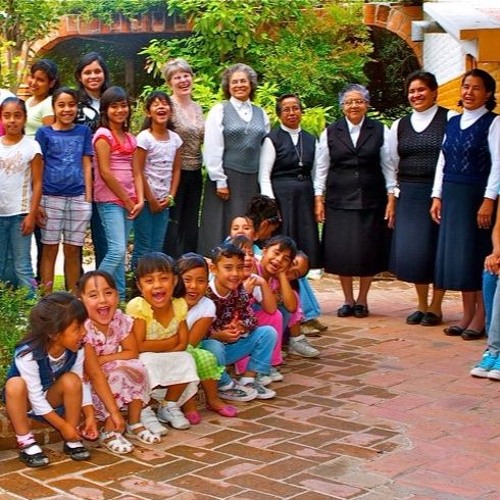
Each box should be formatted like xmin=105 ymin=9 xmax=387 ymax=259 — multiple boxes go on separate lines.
xmin=131 ymin=91 xmax=181 ymax=268
xmin=0 ymin=97 xmax=42 ymax=293
xmin=93 ymin=86 xmax=144 ymax=299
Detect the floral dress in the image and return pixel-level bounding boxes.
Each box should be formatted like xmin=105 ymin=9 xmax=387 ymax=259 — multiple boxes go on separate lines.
xmin=125 ymin=297 xmax=199 ymax=405
xmin=84 ymin=309 xmax=150 ymax=421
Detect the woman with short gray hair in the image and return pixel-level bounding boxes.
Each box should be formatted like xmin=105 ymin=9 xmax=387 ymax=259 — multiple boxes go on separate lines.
xmin=314 ymin=83 xmax=396 ymax=318
xmin=198 ymin=63 xmax=270 ymax=255
xmin=162 ymin=58 xmax=205 ymax=258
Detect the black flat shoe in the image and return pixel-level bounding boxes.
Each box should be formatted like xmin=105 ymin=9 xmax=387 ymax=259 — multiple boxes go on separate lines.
xmin=337 ymin=304 xmax=354 ymax=317
xmin=420 ymin=312 xmax=443 ymax=327
xmin=19 ymin=443 xmax=49 ymax=468
xmin=406 ymin=311 xmax=425 ymax=325
xmin=461 ymin=329 xmax=486 ymax=341
xmin=63 ymin=442 xmax=91 ymax=461
xmin=353 ymin=304 xmax=369 ymax=318
xmin=444 ymin=325 xmax=464 ymax=336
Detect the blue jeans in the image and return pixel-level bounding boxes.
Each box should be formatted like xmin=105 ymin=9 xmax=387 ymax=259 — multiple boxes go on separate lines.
xmin=485 ymin=271 xmax=500 ymax=354
xmin=131 ymin=202 xmax=169 ymax=269
xmin=483 ymin=271 xmax=497 ymax=335
xmin=97 ymin=203 xmax=133 ymax=300
xmin=201 ymin=325 xmax=277 ymax=387
xmin=0 ymin=215 xmax=35 ymax=291
xmin=299 ymin=277 xmax=321 ymax=321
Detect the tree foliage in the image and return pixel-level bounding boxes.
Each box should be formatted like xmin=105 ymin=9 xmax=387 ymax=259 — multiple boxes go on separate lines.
xmin=0 ymin=0 xmax=66 ymax=90
xmin=140 ymin=0 xmax=371 ymax=127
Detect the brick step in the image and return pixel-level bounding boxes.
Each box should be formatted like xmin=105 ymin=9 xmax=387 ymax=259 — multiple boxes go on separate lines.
xmin=0 ymin=406 xmax=61 ymax=451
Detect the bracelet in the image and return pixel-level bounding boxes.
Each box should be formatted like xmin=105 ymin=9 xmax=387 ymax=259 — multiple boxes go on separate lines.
xmin=167 ymin=194 xmax=175 ymax=207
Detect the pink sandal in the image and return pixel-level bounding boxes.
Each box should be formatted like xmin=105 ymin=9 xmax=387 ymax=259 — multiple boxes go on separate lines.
xmin=185 ymin=411 xmax=202 ymax=425
xmin=207 ymin=404 xmax=238 ymax=417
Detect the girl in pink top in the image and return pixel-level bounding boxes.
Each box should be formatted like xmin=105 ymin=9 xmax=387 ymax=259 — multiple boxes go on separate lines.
xmin=93 ymin=86 xmax=144 ymax=299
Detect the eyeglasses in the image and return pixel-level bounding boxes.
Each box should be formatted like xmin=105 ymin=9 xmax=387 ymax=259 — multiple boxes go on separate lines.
xmin=342 ymin=99 xmax=366 ymax=107
xmin=281 ymin=106 xmax=301 ymax=114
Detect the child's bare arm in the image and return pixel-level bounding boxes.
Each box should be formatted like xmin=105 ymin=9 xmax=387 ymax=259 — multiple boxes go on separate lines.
xmin=253 ymin=274 xmax=277 ymax=314
xmin=188 ymin=317 xmax=213 ymax=346
xmin=277 ymin=272 xmax=298 ymax=312
xmin=83 ymin=155 xmax=93 ymax=203
xmin=96 ymin=328 xmax=139 ymax=365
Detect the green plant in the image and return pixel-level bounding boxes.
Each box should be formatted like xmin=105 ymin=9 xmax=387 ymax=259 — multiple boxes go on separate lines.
xmin=0 ymin=284 xmax=37 ymax=386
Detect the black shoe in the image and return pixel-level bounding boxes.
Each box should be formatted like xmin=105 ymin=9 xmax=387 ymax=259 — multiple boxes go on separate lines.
xmin=420 ymin=312 xmax=443 ymax=327
xmin=444 ymin=325 xmax=464 ymax=336
xmin=406 ymin=311 xmax=425 ymax=325
xmin=63 ymin=442 xmax=91 ymax=461
xmin=19 ymin=443 xmax=49 ymax=468
xmin=337 ymin=304 xmax=354 ymax=317
xmin=461 ymin=329 xmax=486 ymax=341
xmin=353 ymin=304 xmax=369 ymax=318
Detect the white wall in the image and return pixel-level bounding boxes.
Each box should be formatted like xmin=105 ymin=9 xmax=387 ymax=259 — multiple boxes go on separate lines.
xmin=423 ymin=33 xmax=465 ymax=85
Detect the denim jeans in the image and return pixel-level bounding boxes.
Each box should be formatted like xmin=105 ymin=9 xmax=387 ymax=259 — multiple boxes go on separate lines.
xmin=131 ymin=202 xmax=169 ymax=269
xmin=485 ymin=271 xmax=500 ymax=354
xmin=299 ymin=277 xmax=321 ymax=321
xmin=483 ymin=270 xmax=498 ymax=336
xmin=201 ymin=325 xmax=277 ymax=387
xmin=97 ymin=202 xmax=133 ymax=300
xmin=0 ymin=215 xmax=35 ymax=291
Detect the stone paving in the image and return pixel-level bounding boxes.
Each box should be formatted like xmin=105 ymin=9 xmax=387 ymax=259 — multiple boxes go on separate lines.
xmin=0 ymin=276 xmax=499 ymax=499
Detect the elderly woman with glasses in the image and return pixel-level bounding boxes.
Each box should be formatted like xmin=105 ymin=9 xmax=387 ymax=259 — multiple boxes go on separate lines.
xmin=259 ymin=93 xmax=321 ymax=269
xmin=314 ymin=84 xmax=396 ymax=318
xmin=198 ymin=63 xmax=270 ymax=256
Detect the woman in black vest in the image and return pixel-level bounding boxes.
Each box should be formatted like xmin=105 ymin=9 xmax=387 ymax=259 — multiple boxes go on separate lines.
xmin=314 ymin=84 xmax=396 ymax=318
xmin=389 ymin=71 xmax=456 ymax=327
xmin=198 ymin=64 xmax=270 ymax=256
xmin=259 ymin=94 xmax=321 ymax=268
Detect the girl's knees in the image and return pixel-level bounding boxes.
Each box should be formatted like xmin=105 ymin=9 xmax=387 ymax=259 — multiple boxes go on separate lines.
xmin=57 ymin=371 xmax=83 ymax=394
xmin=5 ymin=376 xmax=28 ymax=400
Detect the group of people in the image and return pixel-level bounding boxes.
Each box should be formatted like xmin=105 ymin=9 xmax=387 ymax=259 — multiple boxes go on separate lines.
xmin=1 ymin=50 xmax=500 ymax=465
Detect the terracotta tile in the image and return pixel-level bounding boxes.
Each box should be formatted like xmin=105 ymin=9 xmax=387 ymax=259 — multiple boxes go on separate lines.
xmin=196 ymin=458 xmax=261 ymax=480
xmin=0 ymin=473 xmax=58 ymax=498
xmin=321 ymin=442 xmax=381 ymax=460
xmin=187 ymin=429 xmax=248 ymax=449
xmin=164 ymin=445 xmax=232 ymax=464
xmin=170 ymin=474 xmax=243 ymax=497
xmin=216 ymin=443 xmax=286 ymax=463
xmin=254 ymin=456 xmax=316 ymax=480
xmin=269 ymin=442 xmax=339 ymax=463
xmin=111 ymin=475 xmax=181 ymax=498
xmin=257 ymin=416 xmax=316 ymax=433
xmin=50 ymin=478 xmax=121 ymax=498
xmin=226 ymin=472 xmax=306 ymax=497
xmin=139 ymin=458 xmax=204 ymax=482
xmin=291 ymin=429 xmax=348 ymax=448
xmin=288 ymin=472 xmax=366 ymax=498
xmin=83 ymin=460 xmax=152 ymax=483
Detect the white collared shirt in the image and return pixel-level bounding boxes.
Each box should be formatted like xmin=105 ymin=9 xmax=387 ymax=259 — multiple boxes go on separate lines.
xmin=203 ymin=97 xmax=270 ymax=189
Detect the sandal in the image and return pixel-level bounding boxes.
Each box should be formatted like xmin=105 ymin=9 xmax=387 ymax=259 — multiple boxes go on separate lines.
xmin=125 ymin=423 xmax=162 ymax=445
xmin=207 ymin=404 xmax=238 ymax=417
xmin=185 ymin=411 xmax=202 ymax=425
xmin=63 ymin=442 xmax=91 ymax=461
xmin=19 ymin=442 xmax=49 ymax=468
xmin=99 ymin=430 xmax=134 ymax=454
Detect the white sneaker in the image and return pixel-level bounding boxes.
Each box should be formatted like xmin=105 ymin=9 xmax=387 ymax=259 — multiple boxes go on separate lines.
xmin=157 ymin=403 xmax=191 ymax=430
xmin=243 ymin=380 xmax=276 ymax=399
xmin=307 ymin=269 xmax=323 ymax=280
xmin=255 ymin=373 xmax=273 ymax=386
xmin=140 ymin=406 xmax=168 ymax=436
xmin=289 ymin=335 xmax=320 ymax=358
xmin=269 ymin=367 xmax=284 ymax=382
xmin=218 ymin=380 xmax=258 ymax=402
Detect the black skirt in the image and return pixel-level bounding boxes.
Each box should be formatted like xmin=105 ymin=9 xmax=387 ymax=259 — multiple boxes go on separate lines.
xmin=322 ymin=206 xmax=391 ymax=276
xmin=435 ymin=181 xmax=492 ymax=291
xmin=272 ymin=177 xmax=322 ymax=268
xmin=390 ymin=181 xmax=438 ymax=284
xmin=197 ymin=169 xmax=258 ymax=257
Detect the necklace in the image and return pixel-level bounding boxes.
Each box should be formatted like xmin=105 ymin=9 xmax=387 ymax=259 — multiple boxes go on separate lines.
xmin=292 ymin=131 xmax=303 ymax=167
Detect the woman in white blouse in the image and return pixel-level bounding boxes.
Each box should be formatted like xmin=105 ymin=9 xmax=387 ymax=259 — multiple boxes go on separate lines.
xmin=197 ymin=63 xmax=270 ymax=256
xmin=389 ymin=71 xmax=457 ymax=327
xmin=430 ymin=69 xmax=500 ymax=341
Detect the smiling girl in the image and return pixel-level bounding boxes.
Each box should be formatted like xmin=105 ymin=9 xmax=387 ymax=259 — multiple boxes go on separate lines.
xmin=35 ymin=88 xmax=93 ymax=294
xmin=131 ymin=91 xmax=182 ymax=269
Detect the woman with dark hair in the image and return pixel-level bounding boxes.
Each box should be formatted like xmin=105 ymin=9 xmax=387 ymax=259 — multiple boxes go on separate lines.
xmin=75 ymin=52 xmax=112 ymax=267
xmin=259 ymin=93 xmax=321 ymax=269
xmin=431 ymin=68 xmax=500 ymax=341
xmin=198 ymin=63 xmax=270 ymax=256
xmin=25 ymin=59 xmax=59 ymax=137
xmin=162 ymin=58 xmax=204 ymax=258
xmin=314 ymin=84 xmax=396 ymax=319
xmin=389 ymin=71 xmax=457 ymax=326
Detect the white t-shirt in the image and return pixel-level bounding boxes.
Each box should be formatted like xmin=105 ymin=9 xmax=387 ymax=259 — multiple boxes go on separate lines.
xmin=0 ymin=136 xmax=41 ymax=216
xmin=186 ymin=296 xmax=216 ymax=330
xmin=136 ymin=129 xmax=183 ymax=200
xmin=25 ymin=95 xmax=53 ymax=137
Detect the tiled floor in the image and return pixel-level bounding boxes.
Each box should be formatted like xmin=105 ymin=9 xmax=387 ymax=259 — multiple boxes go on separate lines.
xmin=1 ymin=276 xmax=498 ymax=499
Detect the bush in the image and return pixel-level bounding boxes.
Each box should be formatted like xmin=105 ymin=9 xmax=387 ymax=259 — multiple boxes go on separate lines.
xmin=0 ymin=284 xmax=37 ymax=387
